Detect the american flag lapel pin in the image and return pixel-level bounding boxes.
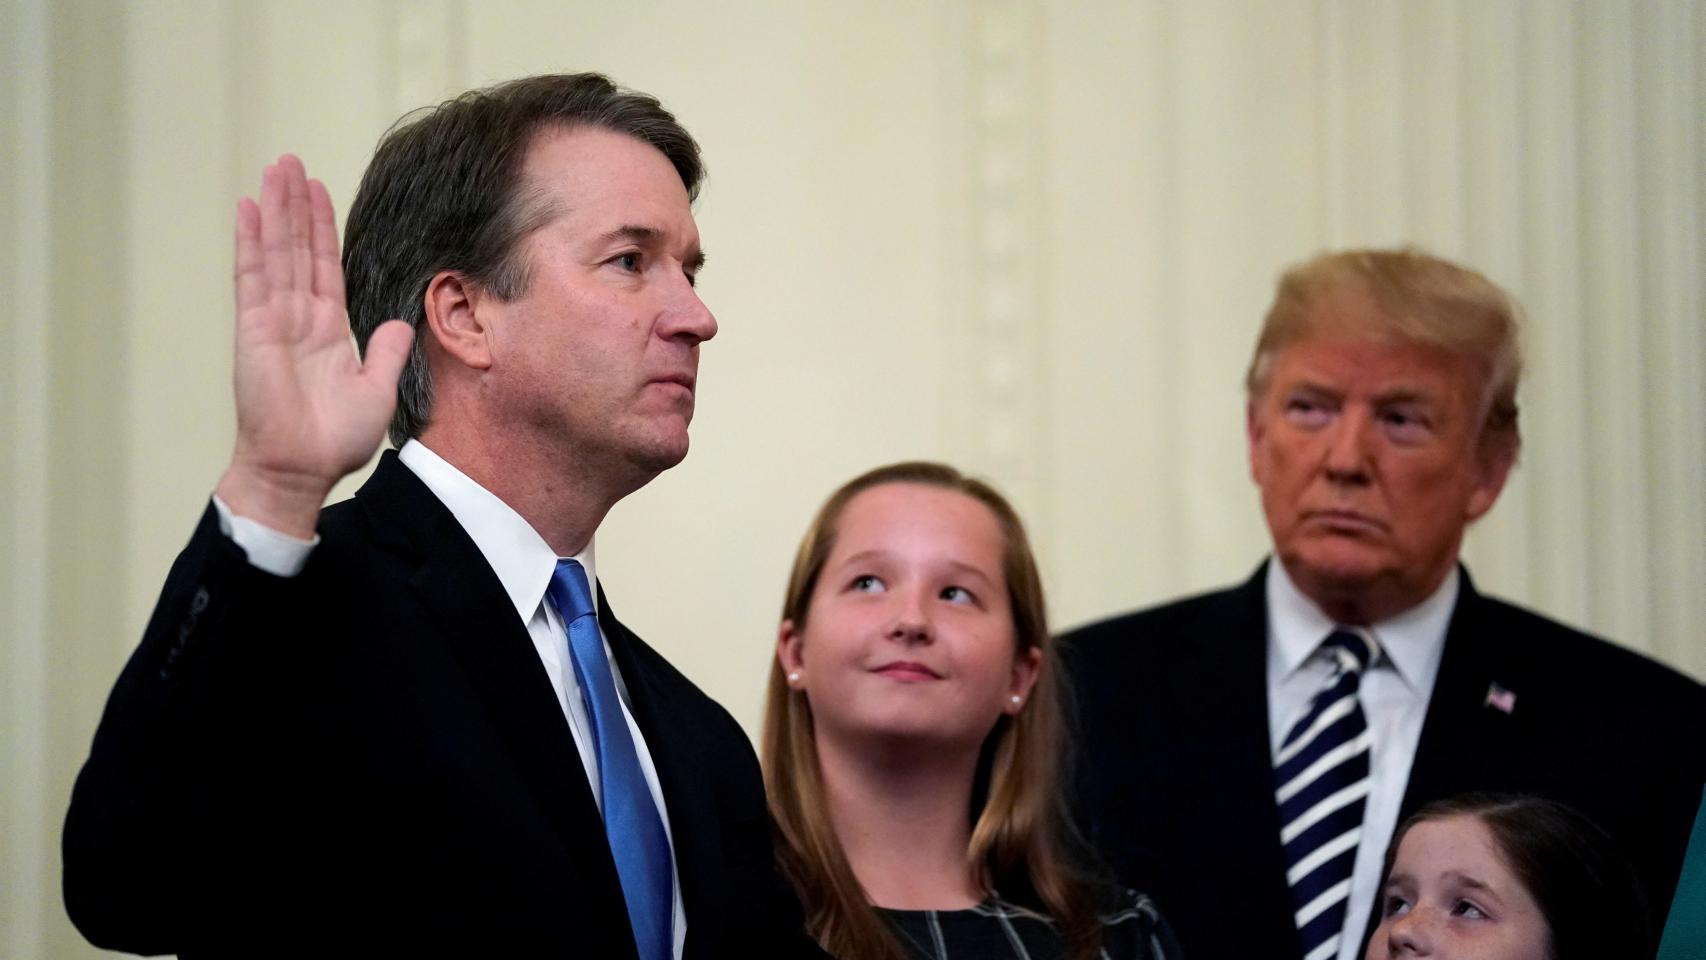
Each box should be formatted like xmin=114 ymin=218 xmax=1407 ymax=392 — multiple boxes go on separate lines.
xmin=1484 ymin=682 xmax=1517 ymax=715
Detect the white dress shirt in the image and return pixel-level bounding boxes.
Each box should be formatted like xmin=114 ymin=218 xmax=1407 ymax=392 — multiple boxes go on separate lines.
xmin=214 ymin=439 xmax=687 ymax=958
xmin=1264 ymin=561 xmax=1457 ymax=960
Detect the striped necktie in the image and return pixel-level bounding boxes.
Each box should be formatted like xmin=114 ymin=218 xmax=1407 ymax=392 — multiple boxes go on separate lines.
xmin=1275 ymin=627 xmax=1379 ymax=960
xmin=547 ymin=559 xmax=674 ymax=960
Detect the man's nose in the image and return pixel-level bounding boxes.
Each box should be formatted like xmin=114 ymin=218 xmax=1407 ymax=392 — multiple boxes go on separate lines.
xmin=1323 ymin=408 xmax=1374 ymax=483
xmin=659 ymin=274 xmax=717 ymax=346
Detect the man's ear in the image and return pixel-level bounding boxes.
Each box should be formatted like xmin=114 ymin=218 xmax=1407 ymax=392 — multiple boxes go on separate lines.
xmin=1247 ymin=399 xmax=1269 ymax=486
xmin=423 ymin=271 xmax=494 ymax=371
xmin=1466 ymin=438 xmax=1517 ymax=523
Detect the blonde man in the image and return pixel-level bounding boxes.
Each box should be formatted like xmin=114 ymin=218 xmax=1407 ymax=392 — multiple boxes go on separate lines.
xmin=1065 ymin=248 xmax=1706 ymax=960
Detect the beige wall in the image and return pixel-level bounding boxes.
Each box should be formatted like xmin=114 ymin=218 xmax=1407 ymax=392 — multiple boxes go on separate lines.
xmin=6 ymin=1 xmax=1703 ymax=955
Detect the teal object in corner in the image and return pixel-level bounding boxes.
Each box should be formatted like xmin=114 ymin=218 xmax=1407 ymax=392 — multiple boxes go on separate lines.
xmin=1658 ymin=788 xmax=1706 ymax=960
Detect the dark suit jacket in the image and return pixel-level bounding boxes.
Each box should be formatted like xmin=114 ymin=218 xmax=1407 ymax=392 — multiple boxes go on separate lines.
xmin=64 ymin=453 xmax=822 ymax=958
xmin=1062 ymin=562 xmax=1706 ymax=960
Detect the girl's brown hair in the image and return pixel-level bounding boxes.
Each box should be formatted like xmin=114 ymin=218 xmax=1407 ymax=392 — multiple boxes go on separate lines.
xmin=762 ymin=461 xmax=1104 ymax=960
xmin=1383 ymin=793 xmax=1651 ymax=960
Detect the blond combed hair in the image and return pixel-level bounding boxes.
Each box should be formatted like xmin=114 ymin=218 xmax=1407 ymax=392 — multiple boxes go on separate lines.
xmin=1246 ymin=247 xmax=1524 ymax=464
xmin=762 ymin=462 xmax=1103 ymax=960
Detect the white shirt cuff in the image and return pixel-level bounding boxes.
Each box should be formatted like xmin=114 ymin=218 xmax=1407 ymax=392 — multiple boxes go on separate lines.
xmin=211 ymin=494 xmax=318 ymax=577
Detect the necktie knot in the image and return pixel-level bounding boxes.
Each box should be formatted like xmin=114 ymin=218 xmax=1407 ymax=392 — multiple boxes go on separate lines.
xmin=1322 ymin=626 xmax=1379 ymax=677
xmin=549 ymin=558 xmax=596 ymax=625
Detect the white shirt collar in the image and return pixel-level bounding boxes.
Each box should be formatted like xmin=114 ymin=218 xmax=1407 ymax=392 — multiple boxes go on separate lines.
xmin=1266 ymin=559 xmax=1457 ymax=693
xmin=397 ymin=440 xmax=598 ymax=622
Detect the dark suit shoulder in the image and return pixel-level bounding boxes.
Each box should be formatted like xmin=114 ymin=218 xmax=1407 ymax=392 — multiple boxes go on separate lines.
xmin=1059 ymin=568 xmax=1266 ymax=678
xmin=1054 ymin=568 xmax=1292 ymax=958
xmin=1464 ymin=590 xmax=1705 ymax=709
xmin=314 ymin=493 xmax=366 ymax=538
xmin=1065 ymin=581 xmax=1254 ymax=643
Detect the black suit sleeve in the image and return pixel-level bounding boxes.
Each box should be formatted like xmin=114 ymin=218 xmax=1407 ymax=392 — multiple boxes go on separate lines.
xmin=63 ymin=503 xmax=297 ymax=952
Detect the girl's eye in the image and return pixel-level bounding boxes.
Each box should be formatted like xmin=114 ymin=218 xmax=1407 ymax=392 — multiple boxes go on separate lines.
xmin=850 ymin=575 xmax=885 ymax=593
xmin=940 ymin=585 xmax=975 ymax=604
xmin=1382 ymin=894 xmax=1412 ymax=918
xmin=1452 ymin=900 xmax=1489 ymax=920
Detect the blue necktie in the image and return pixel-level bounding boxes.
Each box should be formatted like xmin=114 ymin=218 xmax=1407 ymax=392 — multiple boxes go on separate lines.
xmin=1275 ymin=627 xmax=1379 ymax=960
xmin=547 ymin=559 xmax=673 ymax=960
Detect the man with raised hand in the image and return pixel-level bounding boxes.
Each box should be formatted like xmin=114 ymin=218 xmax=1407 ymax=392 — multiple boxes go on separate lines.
xmin=65 ymin=74 xmax=820 ymax=959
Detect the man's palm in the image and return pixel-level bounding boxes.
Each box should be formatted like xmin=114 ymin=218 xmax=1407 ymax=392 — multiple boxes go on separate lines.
xmin=219 ymin=155 xmax=412 ymax=536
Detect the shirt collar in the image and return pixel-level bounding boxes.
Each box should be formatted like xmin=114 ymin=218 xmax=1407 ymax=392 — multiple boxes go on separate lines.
xmin=397 ymin=440 xmax=598 ymax=622
xmin=1265 ymin=559 xmax=1457 ymax=693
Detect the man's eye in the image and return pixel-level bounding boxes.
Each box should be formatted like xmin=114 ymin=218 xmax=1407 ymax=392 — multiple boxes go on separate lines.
xmin=1282 ymin=397 xmax=1332 ymax=427
xmin=1382 ymin=894 xmax=1412 ymax=918
xmin=851 ymin=575 xmax=885 ymax=593
xmin=611 ymin=252 xmax=641 ymax=271
xmin=1381 ymin=408 xmax=1432 ymax=442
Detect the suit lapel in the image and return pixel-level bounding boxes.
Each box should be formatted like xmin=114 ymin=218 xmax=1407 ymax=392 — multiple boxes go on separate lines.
xmin=596 ymin=590 xmax=721 ymax=960
xmin=1347 ymin=570 xmax=1525 ymax=952
xmin=354 ymin=454 xmax=631 ymax=926
xmin=1398 ymin=570 xmax=1525 ymax=817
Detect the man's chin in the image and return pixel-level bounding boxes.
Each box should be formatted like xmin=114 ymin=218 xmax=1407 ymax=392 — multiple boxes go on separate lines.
xmin=1286 ymin=546 xmax=1386 ymax=594
xmin=624 ymin=433 xmax=691 ymax=475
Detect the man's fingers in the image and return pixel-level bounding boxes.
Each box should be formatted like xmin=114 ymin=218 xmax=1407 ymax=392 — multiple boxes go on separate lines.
xmin=282 ymin=155 xmax=314 ymax=291
xmin=362 ymin=320 xmax=416 ymax=395
xmin=308 ymin=179 xmax=346 ymax=305
xmin=258 ymin=162 xmax=293 ymax=294
xmin=235 ymin=197 xmax=266 ymax=315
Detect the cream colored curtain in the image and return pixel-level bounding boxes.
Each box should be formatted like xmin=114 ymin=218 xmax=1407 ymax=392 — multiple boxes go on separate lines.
xmin=6 ymin=1 xmax=1701 ymax=954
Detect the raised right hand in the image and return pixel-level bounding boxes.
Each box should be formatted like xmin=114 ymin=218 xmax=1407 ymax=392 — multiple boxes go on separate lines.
xmin=215 ymin=155 xmax=414 ymax=538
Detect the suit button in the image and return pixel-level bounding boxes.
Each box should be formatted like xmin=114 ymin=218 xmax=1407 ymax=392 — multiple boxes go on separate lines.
xmin=161 ymin=586 xmax=210 ymax=679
